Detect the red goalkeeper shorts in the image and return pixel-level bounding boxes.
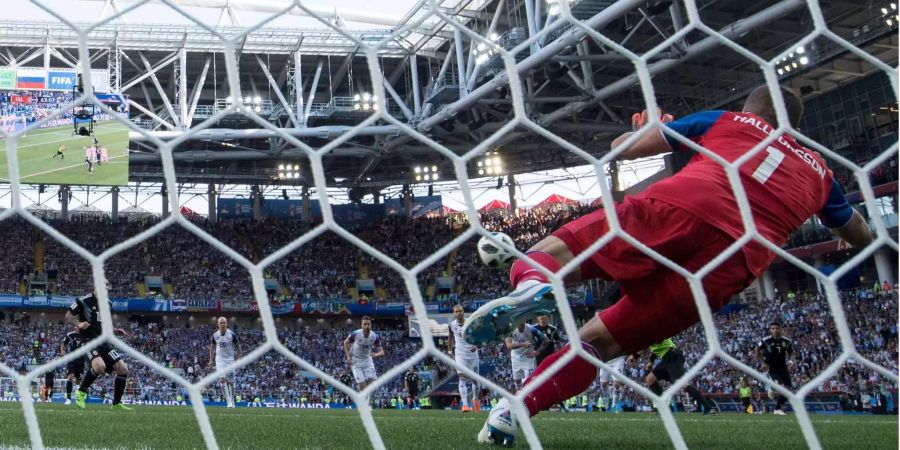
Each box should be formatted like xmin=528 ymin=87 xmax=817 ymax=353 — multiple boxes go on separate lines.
xmin=552 ymin=195 xmax=767 ymax=353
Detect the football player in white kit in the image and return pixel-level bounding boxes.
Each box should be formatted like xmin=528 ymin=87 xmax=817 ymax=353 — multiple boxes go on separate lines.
xmin=448 ymin=304 xmax=480 ymax=412
xmin=209 ymin=317 xmax=242 ymax=408
xmin=343 ymin=316 xmax=385 ymax=390
xmin=506 ymin=323 xmax=549 ymax=389
xmin=598 ymin=355 xmax=625 ymax=413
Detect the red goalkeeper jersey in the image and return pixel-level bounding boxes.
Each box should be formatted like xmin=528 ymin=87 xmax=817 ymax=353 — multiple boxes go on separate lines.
xmin=638 ymin=110 xmax=853 ymax=274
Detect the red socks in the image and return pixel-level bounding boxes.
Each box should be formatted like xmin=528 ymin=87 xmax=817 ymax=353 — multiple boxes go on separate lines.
xmin=509 ymin=251 xmax=562 ymax=288
xmin=521 ymin=341 xmax=601 ymax=416
xmin=510 ymin=251 xmax=593 ymax=417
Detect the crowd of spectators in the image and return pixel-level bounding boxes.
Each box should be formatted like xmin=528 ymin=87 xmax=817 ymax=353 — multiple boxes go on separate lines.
xmin=0 ymin=314 xmax=425 ymax=405
xmin=869 ymin=159 xmax=898 ymax=186
xmin=0 ymin=90 xmax=74 ymax=124
xmin=783 ymin=157 xmax=896 ymax=249
xmin=0 ymin=185 xmax=891 ymax=308
xmin=678 ymin=288 xmax=898 ymax=394
xmin=0 ymin=186 xmax=894 ymax=410
xmin=560 ymin=287 xmax=898 ymax=411
xmin=0 ymin=204 xmax=597 ymax=305
xmin=831 ymin=159 xmax=897 ymax=199
xmin=0 ymin=286 xmax=892 ymax=410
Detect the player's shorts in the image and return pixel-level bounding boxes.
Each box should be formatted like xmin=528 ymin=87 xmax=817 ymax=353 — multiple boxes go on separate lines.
xmin=511 ymin=359 xmax=535 ymax=381
xmin=352 ymin=361 xmax=377 ymax=383
xmin=651 ymin=349 xmax=687 ymax=383
xmin=767 ymin=366 xmax=793 ymax=389
xmin=552 ymin=196 xmax=763 ymax=353
xmin=215 ymin=359 xmax=237 ymax=380
xmin=88 ymin=344 xmax=124 ymax=374
xmin=535 ymin=343 xmax=559 ymax=366
xmin=598 ymin=355 xmax=626 ymax=383
xmin=66 ymin=359 xmax=86 ymax=378
xmin=454 ymin=352 xmax=480 ymax=376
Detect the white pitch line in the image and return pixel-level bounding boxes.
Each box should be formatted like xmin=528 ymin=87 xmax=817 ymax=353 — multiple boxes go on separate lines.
xmin=2 ymin=129 xmax=128 ymax=150
xmin=22 ymin=408 xmax=899 ymax=425
xmin=526 ymin=415 xmax=899 ymax=425
xmin=0 ymin=447 xmax=153 ymax=450
xmin=14 ymin=153 xmax=130 ymax=181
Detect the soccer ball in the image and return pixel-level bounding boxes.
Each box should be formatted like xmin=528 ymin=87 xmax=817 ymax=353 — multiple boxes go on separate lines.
xmin=480 ymin=398 xmax=517 ymax=446
xmin=477 ymin=232 xmax=516 ymax=268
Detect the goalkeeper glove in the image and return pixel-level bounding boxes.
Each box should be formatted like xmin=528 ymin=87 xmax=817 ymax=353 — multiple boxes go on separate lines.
xmin=631 ymin=109 xmax=674 ymax=131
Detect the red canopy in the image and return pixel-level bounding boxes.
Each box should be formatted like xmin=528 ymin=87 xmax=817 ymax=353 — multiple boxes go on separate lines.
xmin=179 ymin=205 xmax=199 ymax=216
xmin=537 ymin=194 xmax=578 ymax=206
xmin=442 ymin=205 xmax=460 ymax=214
xmin=478 ymin=199 xmax=510 ymax=212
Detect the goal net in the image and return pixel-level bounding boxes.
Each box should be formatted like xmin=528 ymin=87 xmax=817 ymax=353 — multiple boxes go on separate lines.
xmin=1 ymin=0 xmax=897 ymax=449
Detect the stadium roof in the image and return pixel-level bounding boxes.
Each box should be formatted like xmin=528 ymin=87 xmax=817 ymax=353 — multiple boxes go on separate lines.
xmin=8 ymin=0 xmax=415 ymax=29
xmin=0 ymin=0 xmax=896 ymax=192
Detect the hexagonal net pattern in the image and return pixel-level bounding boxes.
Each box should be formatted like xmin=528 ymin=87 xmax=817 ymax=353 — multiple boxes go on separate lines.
xmin=0 ymin=0 xmax=896 ymax=449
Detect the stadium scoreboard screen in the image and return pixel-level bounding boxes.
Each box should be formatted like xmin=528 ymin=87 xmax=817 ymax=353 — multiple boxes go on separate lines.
xmin=0 ymin=68 xmax=130 ymax=186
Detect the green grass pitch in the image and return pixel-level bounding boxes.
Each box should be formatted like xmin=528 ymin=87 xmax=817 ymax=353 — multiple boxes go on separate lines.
xmin=0 ymin=121 xmax=131 ymax=186
xmin=0 ymin=404 xmax=895 ymax=449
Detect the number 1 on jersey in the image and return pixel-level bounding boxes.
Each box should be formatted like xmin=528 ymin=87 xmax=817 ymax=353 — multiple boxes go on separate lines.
xmin=751 ymin=146 xmax=785 ymax=184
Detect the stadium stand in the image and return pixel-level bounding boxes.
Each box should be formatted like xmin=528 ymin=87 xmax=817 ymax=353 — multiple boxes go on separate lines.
xmin=0 ymin=162 xmax=894 ymax=412
xmin=2 ymin=170 xmax=893 ymax=305
xmin=1 ymin=286 xmax=894 ymax=412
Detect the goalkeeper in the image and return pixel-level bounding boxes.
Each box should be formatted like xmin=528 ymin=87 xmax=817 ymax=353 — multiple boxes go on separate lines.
xmin=467 ymin=85 xmax=873 ymax=444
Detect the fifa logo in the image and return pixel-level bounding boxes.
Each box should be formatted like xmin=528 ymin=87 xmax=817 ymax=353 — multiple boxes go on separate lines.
xmin=51 ymin=77 xmax=73 ymax=85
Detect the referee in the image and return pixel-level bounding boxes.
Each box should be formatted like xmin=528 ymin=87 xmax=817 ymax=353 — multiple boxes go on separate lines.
xmin=739 ymin=378 xmax=753 ymax=414
xmin=640 ymin=338 xmax=717 ymax=414
xmin=757 ymin=321 xmax=793 ymax=415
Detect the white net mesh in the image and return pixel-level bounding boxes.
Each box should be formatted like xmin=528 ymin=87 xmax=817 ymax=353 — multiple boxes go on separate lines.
xmin=0 ymin=0 xmax=896 ymax=449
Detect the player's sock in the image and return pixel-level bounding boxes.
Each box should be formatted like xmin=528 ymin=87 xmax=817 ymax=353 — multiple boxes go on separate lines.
xmin=647 ymin=383 xmax=680 ymax=412
xmin=66 ymin=380 xmax=72 ymax=399
xmin=113 ymin=375 xmax=127 ymax=405
xmin=684 ymin=385 xmax=709 ymax=411
xmin=458 ymin=380 xmax=469 ymax=408
xmin=611 ymin=388 xmax=618 ymax=412
xmin=79 ymin=369 xmax=98 ymax=393
xmin=508 ymin=251 xmax=561 ymax=288
xmin=473 ymin=384 xmax=481 ymax=411
xmin=521 ymin=341 xmax=600 ymax=416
